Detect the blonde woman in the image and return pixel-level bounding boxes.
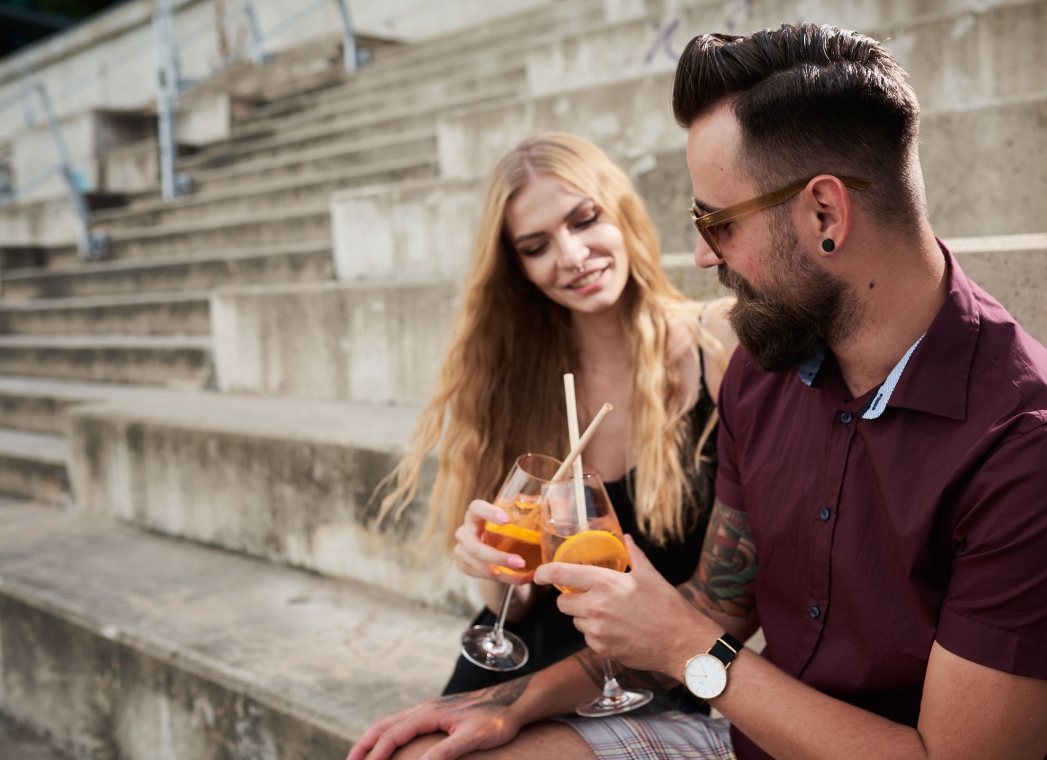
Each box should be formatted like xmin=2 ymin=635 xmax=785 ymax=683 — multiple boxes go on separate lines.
xmin=379 ymin=132 xmax=736 ymax=697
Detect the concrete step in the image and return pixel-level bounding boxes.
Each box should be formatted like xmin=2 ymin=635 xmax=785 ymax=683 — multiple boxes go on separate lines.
xmin=95 ymin=157 xmax=437 ymax=232
xmin=0 ymin=711 xmax=70 ymax=760
xmin=212 ymin=279 xmax=457 ymax=404
xmin=525 ymin=0 xmax=1047 ymax=105
xmin=237 ymin=57 xmax=529 ymax=138
xmin=238 ymin=0 xmax=604 ymax=127
xmin=0 ymin=501 xmax=465 ymax=758
xmin=0 ymin=376 xmax=164 ymax=435
xmin=95 ymin=205 xmax=331 ymax=261
xmin=196 ymin=79 xmax=519 ymax=176
xmin=230 ymin=236 xmax=1045 ymax=408
xmin=193 ymin=69 xmax=525 ymax=171
xmin=64 ymin=390 xmax=475 ymax=612
xmin=1 ymin=242 xmax=334 ymax=302
xmin=0 ymin=291 xmax=210 ymax=337
xmin=0 ymin=430 xmax=68 ymax=506
xmin=0 ymin=335 xmax=213 ymax=389
xmin=180 ymin=124 xmax=438 ymax=178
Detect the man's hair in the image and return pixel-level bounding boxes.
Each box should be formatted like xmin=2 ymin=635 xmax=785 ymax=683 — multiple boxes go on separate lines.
xmin=673 ymin=24 xmax=925 ymax=228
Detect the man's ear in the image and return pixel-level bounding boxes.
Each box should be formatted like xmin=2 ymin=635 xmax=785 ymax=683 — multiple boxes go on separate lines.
xmin=801 ymin=175 xmax=853 ymax=257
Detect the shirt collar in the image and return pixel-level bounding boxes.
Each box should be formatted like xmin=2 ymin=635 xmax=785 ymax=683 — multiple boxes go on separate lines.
xmin=797 ymin=240 xmax=979 ymax=421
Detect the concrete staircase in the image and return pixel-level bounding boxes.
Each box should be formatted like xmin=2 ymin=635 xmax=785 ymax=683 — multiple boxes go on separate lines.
xmin=0 ymin=1 xmax=1045 ymax=757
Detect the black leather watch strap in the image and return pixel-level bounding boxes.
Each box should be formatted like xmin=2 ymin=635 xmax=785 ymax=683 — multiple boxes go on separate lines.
xmin=708 ymin=632 xmax=743 ymax=667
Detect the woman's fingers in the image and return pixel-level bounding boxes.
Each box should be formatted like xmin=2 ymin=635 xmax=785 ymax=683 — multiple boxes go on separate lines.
xmin=465 ymin=499 xmax=510 ymax=526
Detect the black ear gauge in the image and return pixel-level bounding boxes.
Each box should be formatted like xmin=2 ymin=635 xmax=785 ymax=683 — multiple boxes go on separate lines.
xmin=822 ymin=239 xmax=835 ymax=252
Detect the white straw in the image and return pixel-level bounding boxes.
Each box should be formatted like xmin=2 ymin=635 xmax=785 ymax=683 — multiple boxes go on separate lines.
xmin=552 ymin=403 xmax=613 ymax=482
xmin=563 ymin=374 xmax=589 ymax=529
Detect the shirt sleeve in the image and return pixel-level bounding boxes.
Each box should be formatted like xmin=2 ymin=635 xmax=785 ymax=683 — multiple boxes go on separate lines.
xmin=714 ymin=349 xmax=748 ymax=514
xmin=936 ymin=423 xmax=1047 ymax=680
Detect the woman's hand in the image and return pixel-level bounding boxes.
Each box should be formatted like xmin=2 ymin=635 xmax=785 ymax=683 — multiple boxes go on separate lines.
xmin=453 ymin=499 xmax=531 ymax=584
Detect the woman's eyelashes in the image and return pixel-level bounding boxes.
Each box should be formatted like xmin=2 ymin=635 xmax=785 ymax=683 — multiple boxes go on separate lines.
xmin=517 ymin=210 xmax=602 ymax=258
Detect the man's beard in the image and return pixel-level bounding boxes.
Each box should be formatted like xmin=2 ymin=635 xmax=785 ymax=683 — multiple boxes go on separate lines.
xmin=720 ymin=221 xmax=860 ymax=374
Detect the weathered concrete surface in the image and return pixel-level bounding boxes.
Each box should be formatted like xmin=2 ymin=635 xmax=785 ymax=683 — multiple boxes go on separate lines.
xmin=921 ymin=94 xmax=1047 ymax=238
xmin=528 ymin=0 xmax=1047 ymax=104
xmin=1 ymin=242 xmax=334 ymax=303
xmin=0 ymin=431 xmax=68 ymax=506
xmin=212 ymin=280 xmax=457 ymax=404
xmin=0 ymin=292 xmax=211 ymax=337
xmin=0 ymin=335 xmax=213 ymax=389
xmin=0 ymin=501 xmax=466 ymax=758
xmin=332 ymin=177 xmax=482 ymax=281
xmin=438 ymin=72 xmax=682 ymax=180
xmin=0 ymin=197 xmax=81 ymax=248
xmin=0 ymin=713 xmax=69 ymax=760
xmin=66 ymin=392 xmax=479 ymax=614
xmin=0 ymin=376 xmax=166 ymax=435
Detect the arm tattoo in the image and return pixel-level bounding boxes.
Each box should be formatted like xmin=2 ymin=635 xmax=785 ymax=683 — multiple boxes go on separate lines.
xmin=680 ymin=499 xmax=758 ymax=619
xmin=571 ymin=649 xmax=679 ymax=693
xmin=437 ymin=674 xmax=535 ymax=713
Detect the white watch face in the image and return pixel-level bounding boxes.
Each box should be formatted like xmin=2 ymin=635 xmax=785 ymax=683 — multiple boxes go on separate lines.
xmin=685 ymin=653 xmax=728 ymax=699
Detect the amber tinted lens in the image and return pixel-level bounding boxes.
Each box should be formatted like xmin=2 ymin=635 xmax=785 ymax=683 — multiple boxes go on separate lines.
xmin=698 ymin=224 xmax=723 ymax=260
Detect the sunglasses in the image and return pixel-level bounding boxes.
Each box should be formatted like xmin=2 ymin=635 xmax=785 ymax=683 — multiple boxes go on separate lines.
xmin=689 ymin=177 xmax=871 ymax=260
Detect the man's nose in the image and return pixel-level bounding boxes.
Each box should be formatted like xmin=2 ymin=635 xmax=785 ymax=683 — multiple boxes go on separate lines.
xmin=694 ymin=237 xmax=720 ymax=269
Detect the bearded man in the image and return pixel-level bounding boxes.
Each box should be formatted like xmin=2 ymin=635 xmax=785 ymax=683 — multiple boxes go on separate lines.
xmin=349 ymin=24 xmax=1047 ymax=760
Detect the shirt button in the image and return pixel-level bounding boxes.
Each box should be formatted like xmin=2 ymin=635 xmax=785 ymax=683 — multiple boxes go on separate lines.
xmin=809 ymin=606 xmax=821 ymax=619
xmin=840 ymin=412 xmax=854 ymax=424
xmin=819 ymin=507 xmax=831 ymax=521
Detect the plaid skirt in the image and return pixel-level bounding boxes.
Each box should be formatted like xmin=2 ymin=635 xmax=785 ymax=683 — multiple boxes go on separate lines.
xmin=554 ymin=711 xmax=735 ymax=760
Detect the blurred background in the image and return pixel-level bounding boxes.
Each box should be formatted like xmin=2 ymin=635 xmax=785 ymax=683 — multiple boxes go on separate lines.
xmin=0 ymin=0 xmax=1044 ymax=757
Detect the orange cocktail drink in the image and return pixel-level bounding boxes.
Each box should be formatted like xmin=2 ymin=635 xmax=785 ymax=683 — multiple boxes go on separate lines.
xmin=540 ymin=473 xmax=629 ymax=594
xmin=483 ymin=494 xmax=544 ymax=580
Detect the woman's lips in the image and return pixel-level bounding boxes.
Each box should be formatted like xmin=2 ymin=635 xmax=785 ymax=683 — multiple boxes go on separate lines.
xmin=567 ymin=267 xmax=607 ymax=290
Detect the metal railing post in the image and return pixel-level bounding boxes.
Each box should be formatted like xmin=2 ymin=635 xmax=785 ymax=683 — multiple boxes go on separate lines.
xmin=34 ymin=84 xmax=108 ymax=259
xmin=331 ymin=0 xmax=357 ymax=74
xmin=153 ymin=0 xmax=188 ymax=202
xmin=244 ymin=2 xmax=269 ymax=65
xmin=19 ymin=59 xmax=36 ymax=127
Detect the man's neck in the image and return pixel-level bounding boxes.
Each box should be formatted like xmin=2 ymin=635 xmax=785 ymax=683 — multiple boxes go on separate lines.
xmin=831 ymin=222 xmax=948 ymax=398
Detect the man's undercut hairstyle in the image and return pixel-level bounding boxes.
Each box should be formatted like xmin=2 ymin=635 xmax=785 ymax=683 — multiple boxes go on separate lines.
xmin=673 ymin=24 xmax=925 ymax=228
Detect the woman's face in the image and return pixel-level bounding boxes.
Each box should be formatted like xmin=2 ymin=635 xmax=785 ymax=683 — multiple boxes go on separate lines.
xmin=504 ymin=174 xmax=630 ymax=316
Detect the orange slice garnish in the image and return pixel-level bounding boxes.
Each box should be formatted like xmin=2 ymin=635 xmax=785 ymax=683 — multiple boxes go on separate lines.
xmin=552 ymin=530 xmax=629 ymax=572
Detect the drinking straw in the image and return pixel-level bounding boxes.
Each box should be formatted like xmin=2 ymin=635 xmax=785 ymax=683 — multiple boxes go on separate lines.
xmin=551 ymin=401 xmax=613 ymax=482
xmin=563 ymin=374 xmax=588 ymax=527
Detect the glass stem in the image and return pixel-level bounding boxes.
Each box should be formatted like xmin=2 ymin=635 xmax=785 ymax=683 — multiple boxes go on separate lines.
xmin=492 ymin=583 xmax=514 ymax=649
xmin=601 ymin=658 xmax=624 ymax=699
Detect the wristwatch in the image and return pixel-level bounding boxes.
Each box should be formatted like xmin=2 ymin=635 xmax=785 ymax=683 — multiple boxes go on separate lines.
xmin=684 ymin=632 xmax=743 ymax=700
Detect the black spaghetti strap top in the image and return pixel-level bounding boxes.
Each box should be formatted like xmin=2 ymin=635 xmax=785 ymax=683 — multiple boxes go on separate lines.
xmin=442 ymin=369 xmax=718 ymax=698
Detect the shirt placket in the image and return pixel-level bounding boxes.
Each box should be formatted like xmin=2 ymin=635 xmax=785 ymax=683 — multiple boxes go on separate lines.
xmin=796 ymin=408 xmax=857 ymax=677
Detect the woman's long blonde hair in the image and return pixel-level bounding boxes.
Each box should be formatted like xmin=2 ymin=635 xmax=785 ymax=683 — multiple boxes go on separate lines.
xmin=378 ymin=132 xmax=725 ymax=549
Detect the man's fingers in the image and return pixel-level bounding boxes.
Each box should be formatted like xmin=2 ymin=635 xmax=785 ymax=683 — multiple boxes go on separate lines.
xmin=534 ymin=561 xmax=610 ymax=591
xmin=348 ymin=711 xmax=405 ymax=760
xmin=624 ymin=534 xmax=657 ymax=576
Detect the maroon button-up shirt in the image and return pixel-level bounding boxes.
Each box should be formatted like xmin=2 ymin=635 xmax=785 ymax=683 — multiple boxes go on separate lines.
xmin=715 ymin=245 xmax=1047 ymax=760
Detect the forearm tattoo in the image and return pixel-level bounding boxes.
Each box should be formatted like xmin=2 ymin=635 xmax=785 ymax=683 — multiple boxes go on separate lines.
xmin=679 ymin=499 xmax=758 ymax=619
xmin=436 ymin=674 xmax=535 ymax=713
xmin=571 ymin=649 xmax=679 ymax=693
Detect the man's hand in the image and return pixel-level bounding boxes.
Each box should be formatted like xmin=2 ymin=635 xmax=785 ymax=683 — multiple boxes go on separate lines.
xmin=534 ymin=535 xmax=719 ymax=677
xmin=346 ymin=677 xmax=532 ymax=760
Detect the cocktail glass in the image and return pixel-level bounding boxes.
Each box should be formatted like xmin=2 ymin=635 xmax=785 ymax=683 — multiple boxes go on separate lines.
xmin=460 ymin=453 xmax=562 ymax=672
xmin=541 ymin=472 xmax=654 ymax=716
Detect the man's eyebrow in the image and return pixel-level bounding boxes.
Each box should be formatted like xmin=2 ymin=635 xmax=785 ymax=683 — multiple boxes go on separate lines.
xmin=512 ymin=199 xmax=590 ymax=245
xmin=692 ymin=196 xmax=720 ymax=215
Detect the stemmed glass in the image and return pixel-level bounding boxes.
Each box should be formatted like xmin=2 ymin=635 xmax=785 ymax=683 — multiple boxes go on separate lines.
xmin=460 ymin=453 xmax=562 ymax=672
xmin=540 ymin=472 xmax=654 ymax=717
